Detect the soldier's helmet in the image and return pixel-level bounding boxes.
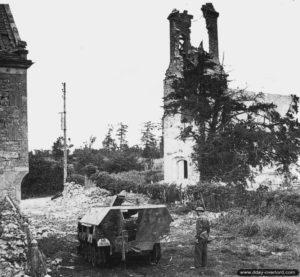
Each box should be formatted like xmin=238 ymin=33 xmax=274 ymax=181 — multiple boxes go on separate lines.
xmin=195 ymin=207 xmax=205 ymax=212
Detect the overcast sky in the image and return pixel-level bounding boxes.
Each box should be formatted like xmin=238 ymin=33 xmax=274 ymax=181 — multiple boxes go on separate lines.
xmin=5 ymin=0 xmax=300 ymax=150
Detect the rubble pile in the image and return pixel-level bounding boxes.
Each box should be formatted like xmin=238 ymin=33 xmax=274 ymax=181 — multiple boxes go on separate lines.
xmin=22 ymin=182 xmax=150 ymax=240
xmin=56 ymin=182 xmax=148 ymax=206
xmin=0 ymin=197 xmax=30 ymax=277
xmin=54 ymin=182 xmax=111 ymax=215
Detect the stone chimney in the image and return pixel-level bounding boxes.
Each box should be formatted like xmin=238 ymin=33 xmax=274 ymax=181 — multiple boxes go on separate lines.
xmin=201 ymin=3 xmax=219 ymax=63
xmin=167 ymin=9 xmax=193 ymax=61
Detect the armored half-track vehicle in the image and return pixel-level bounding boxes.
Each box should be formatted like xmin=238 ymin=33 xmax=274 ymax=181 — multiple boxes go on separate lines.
xmin=77 ymin=195 xmax=173 ymax=267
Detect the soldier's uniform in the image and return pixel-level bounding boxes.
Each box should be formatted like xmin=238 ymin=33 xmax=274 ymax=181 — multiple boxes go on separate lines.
xmin=194 ymin=209 xmax=210 ymax=267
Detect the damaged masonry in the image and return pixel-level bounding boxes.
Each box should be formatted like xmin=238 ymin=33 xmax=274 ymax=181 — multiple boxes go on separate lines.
xmin=163 ymin=3 xmax=295 ymax=187
xmin=0 ymin=5 xmax=47 ymax=277
xmin=1 ymin=2 xmax=300 ymax=277
xmin=164 ymin=4 xmax=223 ymax=185
xmin=0 ymin=4 xmax=32 ymax=204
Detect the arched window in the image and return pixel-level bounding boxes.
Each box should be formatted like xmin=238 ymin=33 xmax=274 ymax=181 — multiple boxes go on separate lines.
xmin=184 ymin=160 xmax=188 ymax=179
xmin=177 ymin=160 xmax=188 ymax=180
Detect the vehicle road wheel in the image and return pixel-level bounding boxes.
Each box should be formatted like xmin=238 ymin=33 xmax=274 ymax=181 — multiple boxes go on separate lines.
xmin=91 ymin=245 xmax=97 ymax=267
xmin=150 ymin=243 xmax=161 ymax=264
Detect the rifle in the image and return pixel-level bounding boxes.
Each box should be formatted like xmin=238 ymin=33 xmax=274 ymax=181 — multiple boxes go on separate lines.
xmin=200 ymin=192 xmax=206 ymax=211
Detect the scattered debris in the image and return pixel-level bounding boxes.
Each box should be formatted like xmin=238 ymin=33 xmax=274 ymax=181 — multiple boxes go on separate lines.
xmin=21 ymin=182 xmax=150 ymax=240
xmin=0 ymin=197 xmax=30 ymax=276
xmin=20 ymin=182 xmax=300 ymax=276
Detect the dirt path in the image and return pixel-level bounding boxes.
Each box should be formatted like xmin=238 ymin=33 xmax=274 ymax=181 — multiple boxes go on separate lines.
xmin=21 ymin=198 xmax=300 ymax=277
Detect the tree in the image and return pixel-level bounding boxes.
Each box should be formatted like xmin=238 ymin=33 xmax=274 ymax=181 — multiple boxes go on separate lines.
xmin=51 ymin=136 xmax=73 ymax=160
xmin=22 ymin=151 xmax=63 ymax=198
xmin=104 ymin=148 xmax=142 ymax=173
xmin=51 ymin=136 xmax=64 ymax=160
xmin=81 ymin=164 xmax=98 ymax=177
xmin=83 ymin=135 xmax=96 ymax=149
xmin=164 ymin=47 xmax=300 ymax=185
xmin=116 ymin=123 xmax=128 ymax=150
xmin=102 ymin=125 xmax=117 ymax=151
xmin=73 ymin=136 xmax=102 ymax=173
xmin=157 ymin=122 xmax=164 ymax=157
xmin=140 ymin=121 xmax=160 ymax=159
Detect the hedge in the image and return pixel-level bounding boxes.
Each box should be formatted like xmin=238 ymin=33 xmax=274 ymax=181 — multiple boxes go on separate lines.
xmin=90 ymin=171 xmax=300 ymax=223
xmin=110 ymin=170 xmax=164 ymax=186
xmin=90 ymin=172 xmax=234 ymax=207
xmin=90 ymin=171 xmax=180 ymax=202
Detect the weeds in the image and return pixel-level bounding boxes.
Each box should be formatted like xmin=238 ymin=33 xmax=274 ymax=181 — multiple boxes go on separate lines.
xmin=217 ymin=211 xmax=298 ymax=241
xmin=238 ymin=218 xmax=260 ymax=237
xmin=257 ymin=216 xmax=297 ymax=241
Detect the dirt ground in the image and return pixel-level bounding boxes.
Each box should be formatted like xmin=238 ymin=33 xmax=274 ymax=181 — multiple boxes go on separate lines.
xmin=21 ymin=197 xmax=300 ymax=277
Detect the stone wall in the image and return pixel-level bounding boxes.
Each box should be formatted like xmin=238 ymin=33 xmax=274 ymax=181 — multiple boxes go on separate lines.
xmin=202 ymin=3 xmax=219 ymax=63
xmin=0 ymin=4 xmax=32 ymax=203
xmin=163 ymin=8 xmax=203 ymax=186
xmin=163 ymin=114 xmax=199 ymax=185
xmin=163 ymin=4 xmax=295 ymax=186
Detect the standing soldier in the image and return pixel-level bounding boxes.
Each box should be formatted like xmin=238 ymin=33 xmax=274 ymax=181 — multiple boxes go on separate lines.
xmin=193 ymin=206 xmax=210 ymax=268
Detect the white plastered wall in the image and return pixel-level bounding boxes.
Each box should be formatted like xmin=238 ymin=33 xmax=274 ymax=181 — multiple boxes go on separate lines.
xmin=163 ymin=114 xmax=199 ymax=186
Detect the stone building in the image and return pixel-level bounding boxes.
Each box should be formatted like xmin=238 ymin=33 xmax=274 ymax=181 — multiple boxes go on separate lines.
xmin=0 ymin=5 xmax=32 ymax=203
xmin=163 ymin=3 xmax=293 ymax=186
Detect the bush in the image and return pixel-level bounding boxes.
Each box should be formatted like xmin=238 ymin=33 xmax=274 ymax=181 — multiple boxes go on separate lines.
xmin=110 ymin=169 xmax=164 ymax=185
xmin=185 ymin=183 xmax=237 ymax=212
xmin=245 ymin=190 xmax=300 ymax=223
xmin=138 ymin=183 xmax=167 ymax=201
xmin=80 ymin=164 xmax=97 ymax=177
xmin=144 ymin=170 xmax=164 ymax=183
xmin=110 ymin=170 xmax=146 ymax=185
xmin=91 ymin=172 xmax=182 ymax=203
xmin=104 ymin=151 xmax=143 ymax=173
xmin=22 ymin=153 xmax=63 ymax=199
xmin=91 ymin=171 xmax=138 ymax=194
xmin=66 ymin=174 xmax=85 ymax=186
xmin=89 ymin=171 xmax=300 ymax=223
xmin=165 ymin=184 xmax=182 ymax=203
xmin=185 ymin=183 xmax=300 ymax=223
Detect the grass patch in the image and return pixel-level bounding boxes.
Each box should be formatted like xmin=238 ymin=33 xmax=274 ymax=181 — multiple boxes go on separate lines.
xmin=257 ymin=216 xmax=297 ymax=241
xmin=218 ymin=210 xmax=298 ymax=241
xmin=238 ymin=218 xmax=260 ymax=237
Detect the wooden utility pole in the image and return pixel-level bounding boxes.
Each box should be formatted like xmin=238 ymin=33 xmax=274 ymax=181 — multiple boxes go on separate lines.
xmin=61 ymin=82 xmax=67 ymax=186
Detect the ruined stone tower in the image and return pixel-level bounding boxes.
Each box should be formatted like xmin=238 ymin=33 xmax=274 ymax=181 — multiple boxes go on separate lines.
xmin=0 ymin=5 xmax=32 ymax=203
xmin=202 ymin=3 xmax=219 ymax=63
xmin=163 ymin=9 xmax=199 ymax=185
xmin=168 ymin=9 xmax=193 ymax=62
xmin=163 ymin=4 xmax=220 ymax=185
xmin=163 ymin=3 xmax=295 ymax=187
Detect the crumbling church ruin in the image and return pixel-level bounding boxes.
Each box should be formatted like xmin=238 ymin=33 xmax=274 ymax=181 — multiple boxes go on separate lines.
xmin=0 ymin=5 xmax=32 ymax=203
xmin=163 ymin=3 xmax=293 ymax=186
xmin=163 ymin=4 xmax=220 ymax=185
